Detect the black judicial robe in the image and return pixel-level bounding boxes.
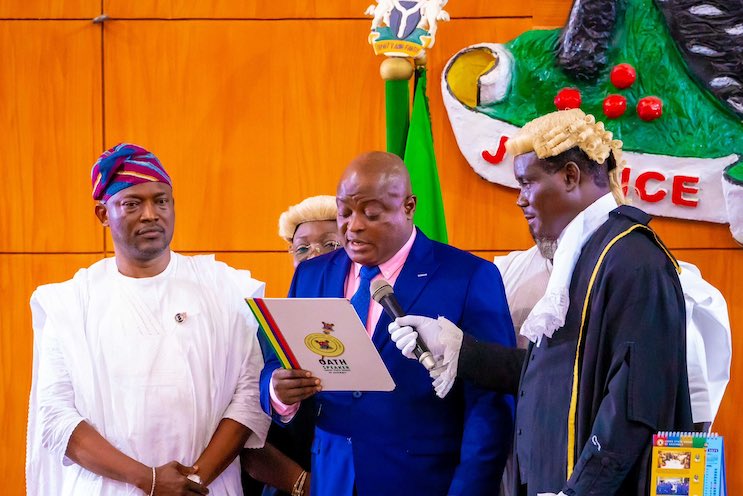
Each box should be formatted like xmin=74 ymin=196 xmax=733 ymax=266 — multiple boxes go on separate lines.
xmin=513 ymin=205 xmax=693 ymax=496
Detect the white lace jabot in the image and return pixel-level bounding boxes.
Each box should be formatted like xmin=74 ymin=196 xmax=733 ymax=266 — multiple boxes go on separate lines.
xmin=519 ymin=193 xmax=618 ymax=346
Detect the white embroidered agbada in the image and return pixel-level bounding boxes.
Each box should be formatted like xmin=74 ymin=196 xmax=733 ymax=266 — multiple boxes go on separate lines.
xmin=678 ymin=261 xmax=732 ymax=424
xmin=494 ymin=245 xmax=552 ymax=349
xmin=27 ymin=253 xmax=271 ymax=495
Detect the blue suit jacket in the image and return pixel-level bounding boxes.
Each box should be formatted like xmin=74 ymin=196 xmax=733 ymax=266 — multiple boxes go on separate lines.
xmin=260 ymin=229 xmax=515 ymax=495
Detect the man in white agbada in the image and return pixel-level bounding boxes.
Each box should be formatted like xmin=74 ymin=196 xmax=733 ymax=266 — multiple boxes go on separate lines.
xmin=26 ymin=143 xmax=270 ymax=495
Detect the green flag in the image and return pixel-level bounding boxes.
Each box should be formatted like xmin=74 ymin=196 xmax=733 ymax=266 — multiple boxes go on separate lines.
xmin=403 ymin=69 xmax=448 ymax=243
xmin=385 ymin=79 xmax=409 ymax=158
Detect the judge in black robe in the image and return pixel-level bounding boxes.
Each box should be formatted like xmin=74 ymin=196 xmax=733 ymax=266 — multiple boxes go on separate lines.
xmin=455 ymin=205 xmax=693 ymax=495
xmin=387 ymin=114 xmax=694 ymax=495
xmin=517 ymin=204 xmax=693 ymax=494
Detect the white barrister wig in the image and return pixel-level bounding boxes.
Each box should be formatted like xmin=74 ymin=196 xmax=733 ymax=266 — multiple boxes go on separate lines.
xmin=506 ymin=108 xmax=627 ymax=204
xmin=278 ymin=195 xmax=338 ymax=243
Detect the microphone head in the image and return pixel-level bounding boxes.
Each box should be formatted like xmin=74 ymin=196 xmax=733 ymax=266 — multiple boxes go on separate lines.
xmin=371 ymin=278 xmax=394 ymax=303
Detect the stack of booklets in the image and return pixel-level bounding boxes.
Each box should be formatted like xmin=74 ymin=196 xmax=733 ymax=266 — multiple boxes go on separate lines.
xmin=650 ymin=432 xmax=726 ymax=495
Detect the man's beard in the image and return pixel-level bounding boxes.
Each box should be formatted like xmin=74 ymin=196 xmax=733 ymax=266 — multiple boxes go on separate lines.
xmin=535 ymin=238 xmax=558 ymax=260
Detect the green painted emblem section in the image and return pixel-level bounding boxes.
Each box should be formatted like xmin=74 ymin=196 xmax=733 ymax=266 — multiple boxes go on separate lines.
xmin=476 ymin=0 xmax=743 ymax=158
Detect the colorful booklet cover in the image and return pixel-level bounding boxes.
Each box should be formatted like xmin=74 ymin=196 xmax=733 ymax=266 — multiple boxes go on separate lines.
xmin=703 ymin=435 xmax=726 ymax=496
xmin=650 ymin=432 xmax=726 ymax=496
xmin=247 ymin=297 xmax=395 ymax=392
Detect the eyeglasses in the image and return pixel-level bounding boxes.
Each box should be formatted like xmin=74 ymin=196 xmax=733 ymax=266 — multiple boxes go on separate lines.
xmin=289 ymin=240 xmax=343 ymax=262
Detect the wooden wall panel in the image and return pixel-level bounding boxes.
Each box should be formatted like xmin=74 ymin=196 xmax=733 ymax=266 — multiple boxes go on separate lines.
xmin=446 ymin=0 xmax=533 ymax=18
xmin=0 ymin=21 xmax=103 ymax=253
xmin=531 ymin=0 xmax=571 ymax=28
xmin=104 ymin=0 xmax=533 ymax=20
xmin=104 ymin=20 xmax=385 ymax=252
xmin=0 ymin=0 xmax=98 ymax=18
xmin=103 ymin=17 xmax=541 ymax=254
xmin=0 ymin=254 xmax=103 ymax=496
xmin=674 ymin=249 xmax=742 ymax=491
xmin=650 ymin=218 xmax=741 ymax=250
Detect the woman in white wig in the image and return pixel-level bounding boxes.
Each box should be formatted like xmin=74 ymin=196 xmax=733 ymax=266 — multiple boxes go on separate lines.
xmin=278 ymin=195 xmax=342 ymax=267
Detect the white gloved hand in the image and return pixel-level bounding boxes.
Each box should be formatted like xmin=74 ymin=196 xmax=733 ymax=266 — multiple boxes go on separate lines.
xmin=387 ymin=322 xmax=419 ymax=360
xmin=387 ymin=315 xmax=445 ymax=358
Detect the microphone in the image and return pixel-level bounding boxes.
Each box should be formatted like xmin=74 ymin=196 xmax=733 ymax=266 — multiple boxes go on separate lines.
xmin=371 ymin=279 xmax=436 ymax=371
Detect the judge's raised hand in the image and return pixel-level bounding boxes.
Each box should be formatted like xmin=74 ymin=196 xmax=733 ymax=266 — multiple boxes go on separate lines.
xmin=153 ymin=461 xmax=209 ymax=495
xmin=272 ymin=369 xmax=322 ymax=405
xmin=387 ymin=315 xmax=446 ymax=358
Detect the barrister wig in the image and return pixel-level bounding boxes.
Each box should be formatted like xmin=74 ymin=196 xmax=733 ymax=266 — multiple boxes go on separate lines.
xmin=506 ymin=109 xmax=626 ymax=204
xmin=278 ymin=195 xmax=338 ymax=243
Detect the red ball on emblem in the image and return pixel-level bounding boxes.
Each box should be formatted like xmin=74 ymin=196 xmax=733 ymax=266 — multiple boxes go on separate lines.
xmin=637 ymin=96 xmax=663 ymax=121
xmin=554 ymin=88 xmax=582 ymax=110
xmin=610 ymin=63 xmax=636 ymax=89
xmin=603 ymin=94 xmax=627 ymax=118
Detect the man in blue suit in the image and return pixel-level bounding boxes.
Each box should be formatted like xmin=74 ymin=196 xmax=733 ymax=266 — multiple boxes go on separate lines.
xmin=260 ymin=151 xmax=515 ymax=495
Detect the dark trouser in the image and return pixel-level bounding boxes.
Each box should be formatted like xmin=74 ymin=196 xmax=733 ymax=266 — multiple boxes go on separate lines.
xmin=694 ymin=421 xmax=711 ymax=432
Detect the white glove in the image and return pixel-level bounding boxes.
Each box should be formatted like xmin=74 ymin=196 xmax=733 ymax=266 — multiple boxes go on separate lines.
xmin=388 ymin=315 xmax=445 ymax=359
